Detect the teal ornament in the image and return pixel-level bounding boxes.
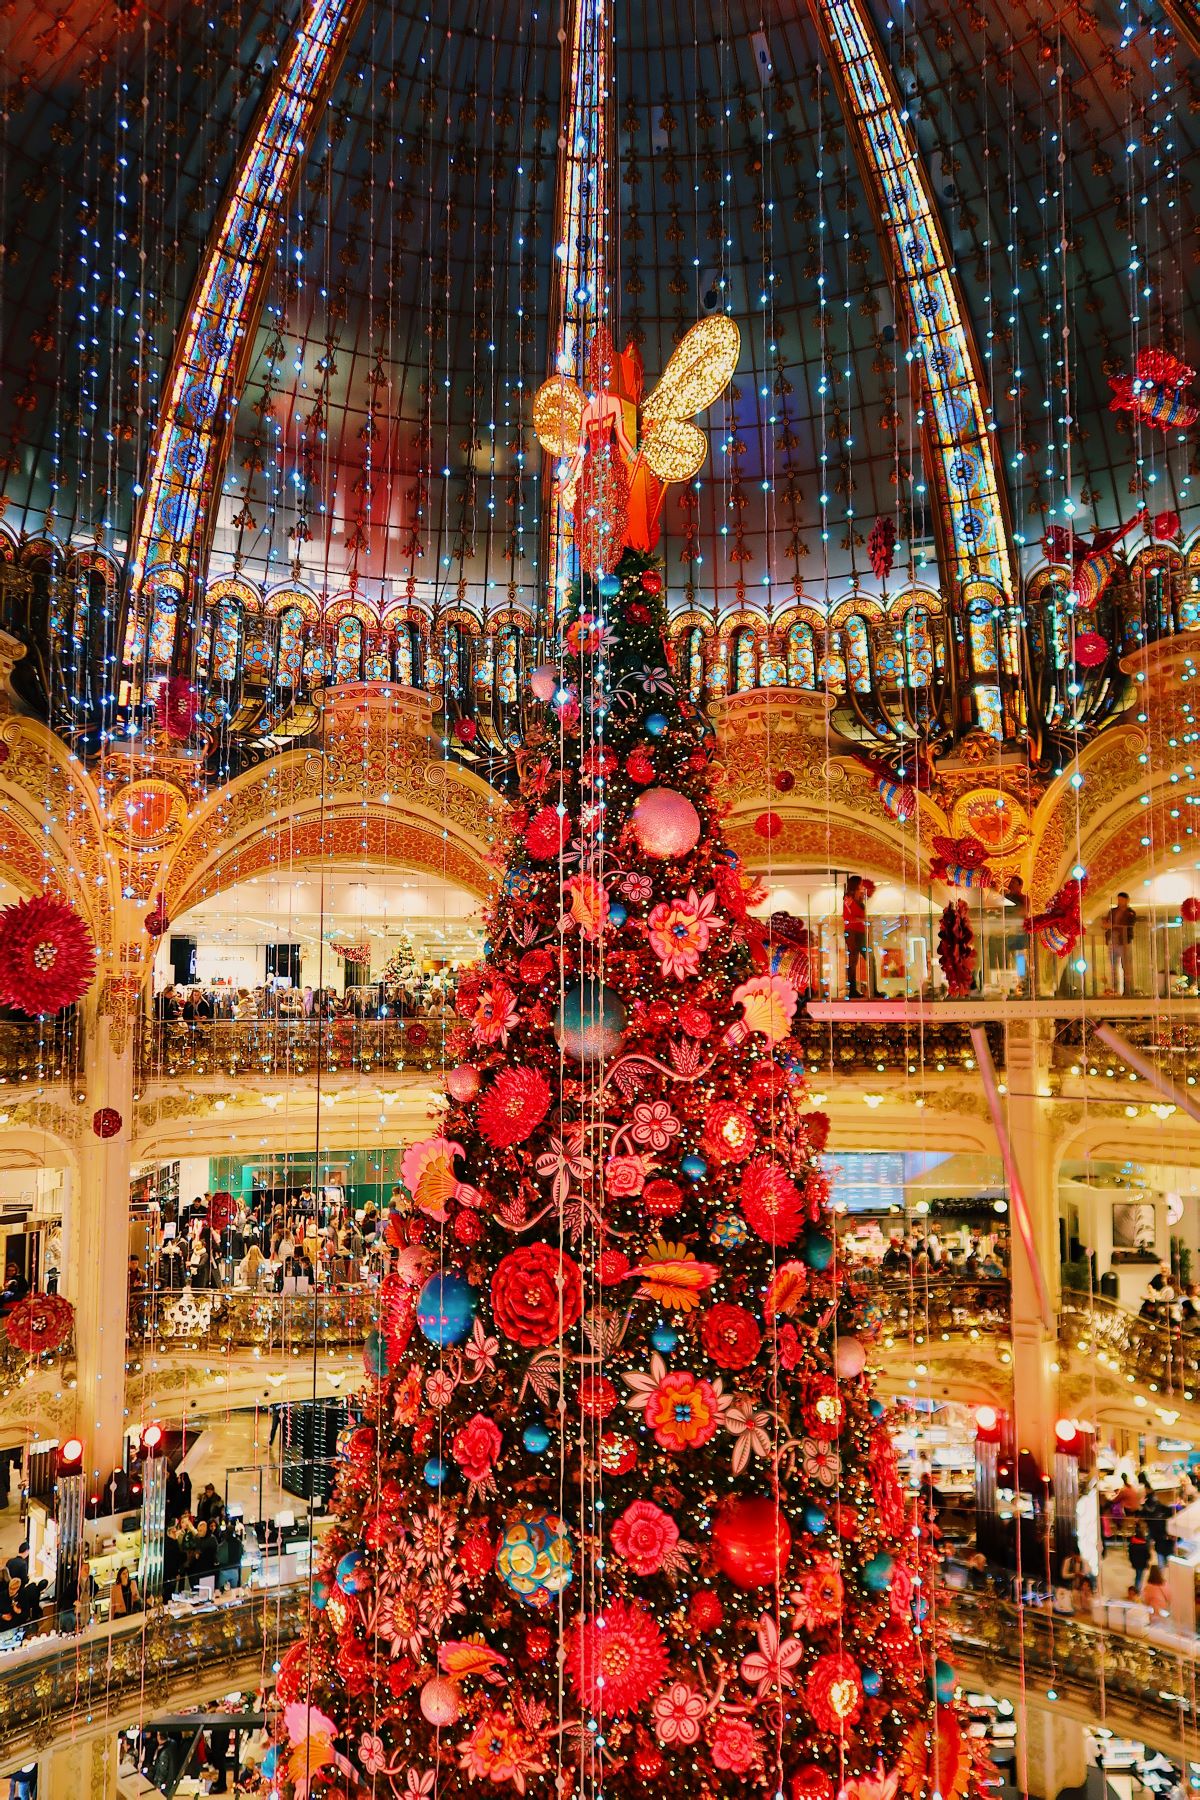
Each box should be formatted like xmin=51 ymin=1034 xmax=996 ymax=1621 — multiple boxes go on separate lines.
xmin=651 ymin=1325 xmax=678 ymax=1353
xmin=497 ymin=1513 xmax=575 ymax=1609
xmin=423 ymin=1457 xmax=447 ymax=1487
xmin=646 ymin=713 xmax=668 ymax=737
xmin=803 ymin=1231 xmax=834 ymax=1271
xmin=523 ymin=1423 xmax=551 ymax=1454
xmin=310 ymin=1576 xmax=330 ymax=1611
xmin=870 ymin=1398 xmax=885 ymax=1419
xmin=914 ymin=1593 xmax=930 ymax=1622
xmin=417 ymin=1273 xmax=475 ymax=1345
xmin=554 ymin=981 xmax=627 ymax=1062
xmin=261 ymin=1750 xmax=279 ymax=1781
xmin=803 ymin=1503 xmax=827 ymax=1533
xmin=598 ymin=573 xmax=621 ymax=596
xmin=337 ymin=1549 xmax=368 ymax=1594
xmin=681 ymin=1153 xmax=708 ymax=1180
xmin=863 ymin=1552 xmax=894 ymax=1592
xmin=711 ymin=1212 xmax=748 ymax=1248
xmin=934 ymin=1658 xmax=956 ymax=1703
xmin=862 ymin=1668 xmax=882 ymax=1697
xmin=363 ymin=1328 xmax=390 ymax=1378
xmin=608 ymin=902 xmax=627 ymax=927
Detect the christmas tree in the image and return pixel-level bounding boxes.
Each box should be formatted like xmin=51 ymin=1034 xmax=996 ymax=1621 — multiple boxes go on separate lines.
xmin=271 ymin=547 xmax=989 ymax=1800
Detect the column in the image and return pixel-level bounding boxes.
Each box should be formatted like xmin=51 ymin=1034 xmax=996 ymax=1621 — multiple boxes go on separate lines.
xmin=65 ymin=987 xmax=138 ymax=1491
xmin=995 ymin=1021 xmax=1061 ymax=1473
xmin=1021 ymin=1702 xmax=1087 ymax=1800
xmin=42 ymin=1737 xmax=116 ymax=1800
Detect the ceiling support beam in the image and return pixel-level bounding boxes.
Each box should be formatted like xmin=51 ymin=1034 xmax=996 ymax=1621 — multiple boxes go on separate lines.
xmin=123 ymin=0 xmax=365 ymax=688
xmin=806 ymin=0 xmax=1021 ymax=737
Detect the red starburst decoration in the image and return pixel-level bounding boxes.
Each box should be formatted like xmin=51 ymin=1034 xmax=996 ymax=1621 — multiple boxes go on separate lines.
xmin=565 ymin=1600 xmax=669 ymax=1716
xmin=5 ymin=1292 xmax=74 ymax=1356
xmin=0 ymin=896 xmax=97 ymax=1015
xmin=477 ymin=1066 xmax=551 ymax=1149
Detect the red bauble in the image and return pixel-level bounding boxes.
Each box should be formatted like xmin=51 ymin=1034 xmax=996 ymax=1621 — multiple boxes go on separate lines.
xmin=712 ymin=1495 xmax=792 ymax=1589
xmin=491 ymin=1243 xmax=583 ymax=1346
xmin=1074 ymin=631 xmax=1108 ymax=668
xmin=774 ymin=770 xmax=796 ymax=793
xmin=92 ymin=1107 xmax=122 ymax=1139
xmin=632 ymin=1746 xmax=664 ymax=1781
xmin=754 ymin=810 xmax=783 ymax=840
xmin=454 ymin=717 xmax=478 ymax=744
xmin=641 ymin=570 xmax=664 ymax=596
xmin=0 ymin=896 xmax=97 ymax=1016
xmin=789 ymin=1769 xmax=835 ymax=1800
xmin=1182 ymin=898 xmax=1200 ymax=924
xmin=687 ymin=1589 xmax=724 ymax=1631
xmin=453 ymin=1209 xmax=484 ymax=1246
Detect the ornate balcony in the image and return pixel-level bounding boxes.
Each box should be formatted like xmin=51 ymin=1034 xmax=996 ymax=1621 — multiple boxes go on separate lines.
xmin=0 ymin=1582 xmax=306 ymax=1764
xmin=137 ymin=1288 xmax=376 ymax=1355
xmin=137 ymin=1012 xmax=453 ymax=1083
xmin=0 ymin=1017 xmax=79 ymax=1087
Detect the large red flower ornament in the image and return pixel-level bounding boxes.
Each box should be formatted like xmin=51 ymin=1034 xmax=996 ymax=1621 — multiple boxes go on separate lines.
xmin=491 ymin=1243 xmax=583 ymax=1346
xmin=5 ymin=1292 xmax=74 ymax=1356
xmin=92 ymin=1107 xmax=122 ymax=1139
xmin=157 ymin=677 xmax=199 ymax=741
xmin=0 ymin=896 xmax=97 ymax=1015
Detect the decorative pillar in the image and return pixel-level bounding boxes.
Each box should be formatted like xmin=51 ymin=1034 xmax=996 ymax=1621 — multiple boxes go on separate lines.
xmin=1021 ymin=1703 xmax=1087 ymax=1800
xmin=42 ymin=1738 xmax=116 ymax=1800
xmin=66 ymin=977 xmax=141 ymax=1491
xmin=53 ymin=1467 xmax=85 ymax=1611
xmin=139 ymin=1446 xmax=168 ymax=1602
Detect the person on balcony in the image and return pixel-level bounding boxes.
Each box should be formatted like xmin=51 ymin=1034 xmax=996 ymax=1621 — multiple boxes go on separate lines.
xmin=842 ymin=874 xmax=870 ymax=1000
xmin=0 ymin=1262 xmax=29 ymax=1314
xmin=109 ymin=1566 xmax=140 ymax=1618
xmin=1104 ymin=892 xmax=1139 ymax=996
xmin=235 ymin=1243 xmax=264 ymax=1289
xmin=1002 ymin=875 xmax=1031 ymax=994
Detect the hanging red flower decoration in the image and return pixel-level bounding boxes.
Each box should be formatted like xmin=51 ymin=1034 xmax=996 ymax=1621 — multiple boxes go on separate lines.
xmin=565 ymin=1600 xmax=669 ymax=1716
xmin=524 ymin=806 xmax=571 ymax=860
xmin=0 ymin=896 xmax=98 ymax=1016
xmin=454 ymin=717 xmax=478 ymax=745
xmin=739 ymin=1157 xmax=805 ymax=1246
xmin=157 ymin=677 xmax=199 ymax=742
xmin=867 ymin=514 xmax=897 ymax=581
xmin=1152 ymin=510 xmax=1181 ymax=541
xmin=805 ymin=1651 xmax=864 ymax=1731
xmin=754 ymin=811 xmax=783 ymax=840
xmin=92 ymin=1107 xmax=122 ymax=1139
xmin=1073 ymin=632 xmax=1108 ymax=668
xmin=144 ymin=896 xmax=170 ymax=938
xmin=1181 ymin=898 xmax=1200 ymax=924
xmin=1183 ymin=944 xmax=1200 ymax=980
xmin=491 ymin=1243 xmax=583 ymax=1346
xmin=775 ymin=770 xmax=796 ymax=793
xmin=5 ymin=1292 xmax=74 ymax=1356
xmin=477 ymin=1066 xmax=552 ymax=1148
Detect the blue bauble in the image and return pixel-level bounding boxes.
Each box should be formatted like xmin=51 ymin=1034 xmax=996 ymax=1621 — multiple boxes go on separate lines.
xmin=803 ymin=1503 xmax=827 ymax=1533
xmin=869 ymin=1398 xmax=885 ymax=1420
xmin=863 ymin=1552 xmax=894 ymax=1592
xmin=554 ymin=981 xmax=626 ymax=1062
xmin=423 ymin=1457 xmax=447 ymax=1488
xmin=496 ymin=1513 xmax=574 ymax=1607
xmin=803 ymin=1231 xmax=834 ymax=1271
xmin=363 ymin=1327 xmax=390 ymax=1378
xmin=862 ymin=1668 xmax=882 ymax=1697
xmin=261 ymin=1749 xmax=279 ymax=1781
xmin=524 ymin=1423 xmax=551 ymax=1454
xmin=646 ymin=713 xmax=668 ymax=738
xmin=310 ymin=1576 xmax=330 ymax=1612
xmin=337 ymin=1549 xmax=368 ymax=1594
xmin=934 ymin=1658 xmax=956 ymax=1703
xmin=598 ymin=573 xmax=621 ymax=597
xmin=417 ymin=1273 xmax=475 ymax=1346
xmin=608 ymin=902 xmax=628 ymax=928
xmin=681 ymin=1153 xmax=708 ymax=1181
xmin=651 ymin=1326 xmax=678 ymax=1353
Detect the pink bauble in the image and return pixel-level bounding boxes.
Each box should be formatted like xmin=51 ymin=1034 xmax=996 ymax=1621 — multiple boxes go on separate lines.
xmin=446 ymin=1065 xmax=482 ymax=1103
xmin=833 ymin=1335 xmax=866 ymax=1379
xmin=419 ymin=1677 xmax=461 ymax=1726
xmin=630 ymin=787 xmax=701 ymax=860
xmin=530 ymin=665 xmax=559 ymax=703
xmin=712 ymin=1495 xmax=791 ymax=1589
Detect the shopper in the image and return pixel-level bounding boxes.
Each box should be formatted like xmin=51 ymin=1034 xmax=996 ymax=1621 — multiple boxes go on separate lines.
xmin=109 ymin=1566 xmax=140 ymax=1617
xmin=1143 ymin=1562 xmax=1171 ymax=1619
xmin=1126 ymin=1520 xmax=1152 ymax=1592
xmin=843 ymin=874 xmax=869 ymax=1000
xmin=1105 ymin=891 xmax=1139 ymax=995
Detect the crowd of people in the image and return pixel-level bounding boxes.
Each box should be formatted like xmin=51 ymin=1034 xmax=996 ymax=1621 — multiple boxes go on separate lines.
xmin=130 ymin=1183 xmax=392 ymax=1307
xmin=1137 ymin=1261 xmax=1200 ymax=1324
xmin=152 ymin=975 xmax=454 ymax=1024
xmin=877 ymin=1229 xmax=1010 ymax=1280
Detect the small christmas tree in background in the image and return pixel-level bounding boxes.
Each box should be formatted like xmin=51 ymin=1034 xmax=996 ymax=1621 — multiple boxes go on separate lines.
xmin=272 ymin=547 xmax=990 ymax=1800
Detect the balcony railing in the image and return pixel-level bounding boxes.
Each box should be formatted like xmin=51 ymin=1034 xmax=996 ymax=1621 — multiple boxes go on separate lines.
xmin=0 ymin=1016 xmax=79 ymax=1086
xmin=138 ymin=1012 xmax=453 ymax=1081
xmin=0 ymin=1582 xmax=307 ymax=1763
xmin=137 ymin=1288 xmax=376 ymax=1354
xmin=1059 ymin=1289 xmax=1200 ymax=1400
xmin=0 ymin=1324 xmax=75 ymax=1401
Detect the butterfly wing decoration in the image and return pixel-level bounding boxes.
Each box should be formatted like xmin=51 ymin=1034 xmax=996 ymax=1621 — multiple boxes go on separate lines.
xmin=641 ymin=315 xmax=741 ymax=483
xmin=532 ymin=374 xmax=587 ymax=458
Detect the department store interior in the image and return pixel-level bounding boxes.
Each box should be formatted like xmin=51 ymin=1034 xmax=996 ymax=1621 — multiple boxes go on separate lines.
xmin=1 ymin=0 xmax=1200 ymax=1796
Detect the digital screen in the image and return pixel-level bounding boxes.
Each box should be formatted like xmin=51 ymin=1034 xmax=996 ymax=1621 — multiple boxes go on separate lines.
xmin=820 ymin=1150 xmax=906 ymax=1213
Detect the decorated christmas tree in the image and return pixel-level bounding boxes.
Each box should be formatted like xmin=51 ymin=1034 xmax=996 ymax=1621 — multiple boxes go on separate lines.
xmin=271 ymin=546 xmax=989 ymax=1800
